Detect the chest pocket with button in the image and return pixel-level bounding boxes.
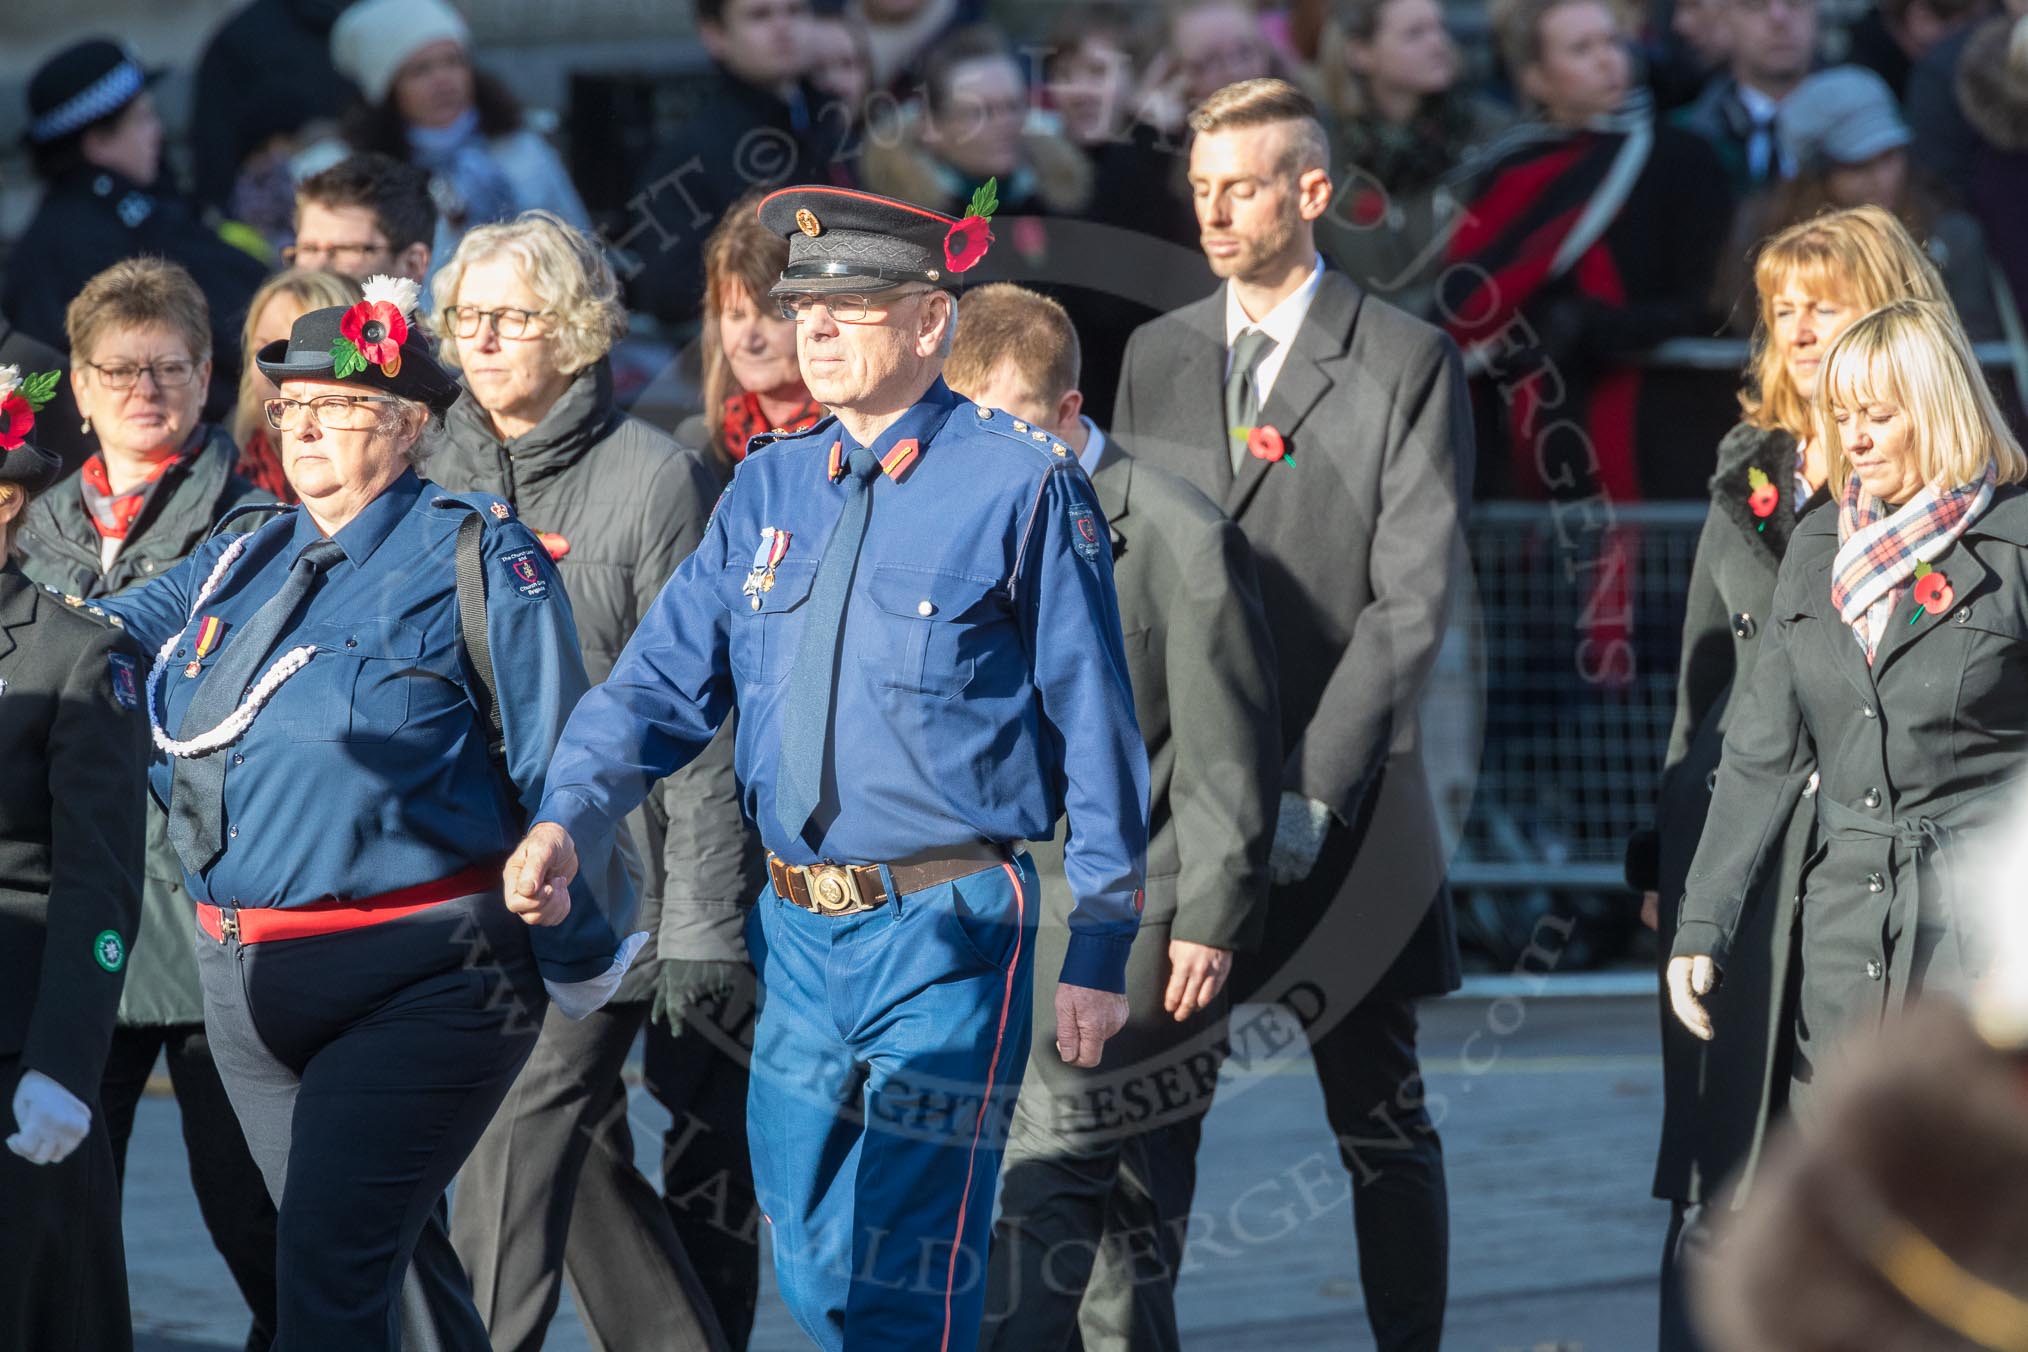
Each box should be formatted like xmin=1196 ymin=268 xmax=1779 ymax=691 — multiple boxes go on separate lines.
xmin=1948 ymin=598 xmax=2028 ymax=737
xmin=720 ymin=560 xmax=818 ymax=686
xmin=863 ymin=564 xmax=1007 ymax=698
xmin=316 ymin=617 xmax=426 ymax=743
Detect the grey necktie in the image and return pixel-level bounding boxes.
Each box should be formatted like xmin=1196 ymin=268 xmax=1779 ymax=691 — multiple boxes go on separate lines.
xmin=1225 ymin=327 xmax=1278 ymax=474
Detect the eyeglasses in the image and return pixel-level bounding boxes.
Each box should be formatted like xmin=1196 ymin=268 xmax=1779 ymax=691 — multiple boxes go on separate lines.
xmin=776 ymin=289 xmax=930 ymax=324
xmin=444 ymin=306 xmax=555 ymax=340
xmin=263 ymin=395 xmax=399 ymax=431
xmin=87 ymin=358 xmax=198 ymax=390
xmin=281 ymin=239 xmax=392 ymax=267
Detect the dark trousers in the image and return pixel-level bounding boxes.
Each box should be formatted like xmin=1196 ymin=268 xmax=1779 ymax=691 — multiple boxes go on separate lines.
xmin=451 ymin=998 xmax=734 ymax=1352
xmin=100 ymin=1022 xmax=279 ymax=1351
xmin=195 ymin=890 xmax=543 ymax=1351
xmin=1311 ymin=995 xmax=1449 ymax=1352
xmin=0 ymin=1056 xmax=131 ymax=1352
xmin=982 ymin=916 xmax=1225 ymax=1352
xmin=1659 ymin=1201 xmax=1714 ymax=1352
xmin=643 ymin=1010 xmax=759 ymax=1349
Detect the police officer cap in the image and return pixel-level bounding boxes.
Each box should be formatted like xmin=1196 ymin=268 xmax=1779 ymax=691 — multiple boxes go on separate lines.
xmin=25 ymin=38 xmax=163 ymax=147
xmin=256 ymin=276 xmax=462 ymax=416
xmin=757 ymin=182 xmax=1000 ymax=298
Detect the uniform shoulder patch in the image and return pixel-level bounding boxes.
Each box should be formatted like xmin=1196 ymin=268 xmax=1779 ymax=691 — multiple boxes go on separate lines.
xmin=93 ymin=929 xmax=126 ymax=973
xmin=1069 ymin=500 xmax=1104 ymax=564
xmin=106 ymin=652 xmax=139 ymax=709
xmin=498 ymin=546 xmax=551 ymax=600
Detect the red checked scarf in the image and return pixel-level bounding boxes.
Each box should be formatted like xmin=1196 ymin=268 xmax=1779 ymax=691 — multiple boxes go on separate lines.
xmin=1831 ymin=461 xmax=1996 ymax=661
xmin=79 ymin=450 xmax=185 ymax=539
xmin=721 ymin=390 xmax=823 ymax=463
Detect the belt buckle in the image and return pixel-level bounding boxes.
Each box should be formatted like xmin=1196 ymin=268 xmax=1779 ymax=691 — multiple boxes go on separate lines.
xmin=805 ymin=864 xmax=862 ymax=915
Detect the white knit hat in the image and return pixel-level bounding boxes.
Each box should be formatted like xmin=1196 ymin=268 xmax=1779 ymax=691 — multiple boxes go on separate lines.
xmin=331 ymin=0 xmax=473 ymax=106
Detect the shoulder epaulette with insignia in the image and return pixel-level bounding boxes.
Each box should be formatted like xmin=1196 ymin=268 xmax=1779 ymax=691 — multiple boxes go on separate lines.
xmin=964 ymin=403 xmax=1077 ymax=466
xmin=38 ymin=583 xmax=125 ymax=629
xmin=741 ymin=414 xmax=838 ymax=460
xmin=428 ymin=491 xmax=517 ymax=528
xmin=212 ymin=501 xmax=296 ymax=537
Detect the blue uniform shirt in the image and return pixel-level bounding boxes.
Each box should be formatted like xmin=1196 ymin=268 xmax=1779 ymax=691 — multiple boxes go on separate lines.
xmin=100 ymin=471 xmax=633 ymax=984
xmin=537 ymin=379 xmax=1150 ymax=992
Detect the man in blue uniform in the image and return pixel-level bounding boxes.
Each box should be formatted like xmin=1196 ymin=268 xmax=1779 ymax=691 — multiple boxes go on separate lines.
xmin=508 ymin=185 xmax=1151 ymax=1350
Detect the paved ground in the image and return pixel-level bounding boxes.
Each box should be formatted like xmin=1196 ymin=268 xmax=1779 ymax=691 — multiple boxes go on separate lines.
xmin=129 ymin=989 xmax=1666 ymax=1351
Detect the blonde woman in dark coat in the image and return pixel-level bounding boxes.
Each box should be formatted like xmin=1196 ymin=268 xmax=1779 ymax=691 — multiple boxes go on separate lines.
xmin=1672 ymin=298 xmax=2028 ymax=1128
xmin=1628 ymin=205 xmax=1953 ymax=1350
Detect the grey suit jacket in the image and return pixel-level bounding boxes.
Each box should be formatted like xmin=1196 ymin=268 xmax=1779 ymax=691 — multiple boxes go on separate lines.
xmin=1034 ymin=437 xmax=1280 ymax=956
xmin=1113 ymin=268 xmax=1473 ymax=1000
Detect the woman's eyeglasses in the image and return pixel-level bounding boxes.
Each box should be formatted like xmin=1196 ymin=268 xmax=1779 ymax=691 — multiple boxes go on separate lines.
xmin=263 ymin=395 xmax=400 ymax=431
xmin=444 ymin=306 xmax=555 ymax=339
xmin=87 ymin=358 xmax=198 ymax=390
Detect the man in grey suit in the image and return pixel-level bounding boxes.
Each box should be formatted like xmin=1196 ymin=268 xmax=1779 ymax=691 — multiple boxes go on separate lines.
xmin=1112 ymin=79 xmax=1474 ymax=1352
xmin=948 ymin=284 xmax=1281 ymax=1352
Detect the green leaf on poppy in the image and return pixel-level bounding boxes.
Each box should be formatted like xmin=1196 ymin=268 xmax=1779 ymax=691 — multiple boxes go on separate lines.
xmin=966 ymin=177 xmax=999 ymax=222
xmin=18 ymin=369 xmax=60 ymax=409
xmin=330 ymin=337 xmax=367 ymax=379
xmin=1747 ymin=466 xmax=1770 ymax=490
xmin=1915 ymin=561 xmax=1932 ymax=578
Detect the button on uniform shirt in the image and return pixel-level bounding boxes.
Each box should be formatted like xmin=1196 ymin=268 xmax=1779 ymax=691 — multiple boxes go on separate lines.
xmin=1223 ymin=253 xmax=1326 ymax=410
xmin=99 ymin=471 xmax=632 ymax=984
xmin=538 ymin=379 xmax=1151 ymax=992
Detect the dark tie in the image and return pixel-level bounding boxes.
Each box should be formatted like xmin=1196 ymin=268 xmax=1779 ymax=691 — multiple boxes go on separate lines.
xmin=168 ymin=537 xmax=347 ymax=872
xmin=1225 ymin=327 xmax=1277 ymax=474
xmin=773 ymin=445 xmax=882 ymax=846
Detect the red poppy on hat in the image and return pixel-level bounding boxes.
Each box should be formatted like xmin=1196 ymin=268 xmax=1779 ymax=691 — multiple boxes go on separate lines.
xmin=331 ymin=276 xmax=419 ymax=379
xmin=944 ymin=178 xmax=999 ymax=273
xmin=1247 ymin=424 xmax=1292 ymax=466
xmin=0 ymin=366 xmax=59 ymax=452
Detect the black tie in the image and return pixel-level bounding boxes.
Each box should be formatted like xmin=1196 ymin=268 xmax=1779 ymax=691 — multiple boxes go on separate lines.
xmin=168 ymin=538 xmax=347 ymax=873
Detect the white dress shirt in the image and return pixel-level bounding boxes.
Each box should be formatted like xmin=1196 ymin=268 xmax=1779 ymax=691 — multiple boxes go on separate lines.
xmin=1223 ymin=254 xmax=1326 ymax=411
xmin=1076 ymin=416 xmax=1109 ymax=479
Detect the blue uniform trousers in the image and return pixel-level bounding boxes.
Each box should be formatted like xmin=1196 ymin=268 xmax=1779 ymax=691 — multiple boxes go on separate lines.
xmin=747 ymin=853 xmax=1039 ymax=1351
xmin=195 ymin=888 xmax=544 ymax=1351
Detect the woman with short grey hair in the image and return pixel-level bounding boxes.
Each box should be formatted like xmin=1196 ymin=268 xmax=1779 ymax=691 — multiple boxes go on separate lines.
xmin=430 ymin=210 xmax=763 ymax=1349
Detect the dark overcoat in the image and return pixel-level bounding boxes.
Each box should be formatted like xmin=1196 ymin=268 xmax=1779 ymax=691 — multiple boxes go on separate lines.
xmin=1677 ymin=480 xmax=2028 ymax=1117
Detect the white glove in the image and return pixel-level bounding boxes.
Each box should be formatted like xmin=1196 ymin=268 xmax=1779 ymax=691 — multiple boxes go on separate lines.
xmin=543 ymin=930 xmax=651 ymax=1021
xmin=7 ymin=1069 xmax=91 ymax=1166
xmin=1268 ymin=792 xmax=1335 ymax=886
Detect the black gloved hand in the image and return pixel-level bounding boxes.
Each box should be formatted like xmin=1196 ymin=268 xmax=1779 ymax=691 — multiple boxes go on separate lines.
xmin=650 ymin=958 xmax=758 ymax=1044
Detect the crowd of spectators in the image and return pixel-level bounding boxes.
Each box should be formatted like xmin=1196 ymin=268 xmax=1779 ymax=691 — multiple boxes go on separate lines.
xmin=4 ymin=0 xmax=2026 ymax=504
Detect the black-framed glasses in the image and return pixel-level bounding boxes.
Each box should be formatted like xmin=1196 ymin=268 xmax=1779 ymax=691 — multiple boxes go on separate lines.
xmin=776 ymin=289 xmax=930 ymax=324
xmin=281 ymin=239 xmax=392 ymax=267
xmin=263 ymin=394 xmax=399 ymax=431
xmin=444 ymin=306 xmax=555 ymax=339
xmin=87 ymin=358 xmax=198 ymax=390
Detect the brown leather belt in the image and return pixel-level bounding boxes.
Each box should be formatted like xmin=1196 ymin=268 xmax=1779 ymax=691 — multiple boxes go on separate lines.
xmin=768 ymin=843 xmax=1009 ymax=916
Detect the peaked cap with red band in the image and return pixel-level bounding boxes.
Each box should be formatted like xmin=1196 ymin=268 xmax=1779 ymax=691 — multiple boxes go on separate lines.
xmin=757 ymin=185 xmax=993 ymax=297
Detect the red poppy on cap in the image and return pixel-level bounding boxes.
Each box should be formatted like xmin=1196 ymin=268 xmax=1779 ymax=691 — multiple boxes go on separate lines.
xmin=341 ymin=299 xmax=408 ymax=373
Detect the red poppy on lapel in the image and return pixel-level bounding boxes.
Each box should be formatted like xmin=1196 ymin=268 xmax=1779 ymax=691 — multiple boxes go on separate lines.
xmin=1747 ymin=467 xmax=1778 ymax=531
xmin=1911 ymin=563 xmax=1954 ymax=621
xmin=1247 ymin=424 xmax=1293 ymax=466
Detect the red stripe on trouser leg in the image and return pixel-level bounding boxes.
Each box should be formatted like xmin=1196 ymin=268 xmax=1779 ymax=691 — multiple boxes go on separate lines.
xmin=941 ymin=860 xmax=1026 ymax=1351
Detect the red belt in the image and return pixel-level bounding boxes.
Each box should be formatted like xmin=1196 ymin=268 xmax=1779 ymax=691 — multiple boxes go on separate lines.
xmin=197 ymin=863 xmax=500 ymax=945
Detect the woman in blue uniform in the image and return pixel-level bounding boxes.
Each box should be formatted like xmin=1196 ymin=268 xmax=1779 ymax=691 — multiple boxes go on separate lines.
xmin=99 ymin=276 xmax=640 ymax=1351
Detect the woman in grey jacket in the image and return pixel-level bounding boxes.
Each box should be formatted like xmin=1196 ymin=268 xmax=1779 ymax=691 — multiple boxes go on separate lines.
xmin=1671 ymin=298 xmax=2028 ymax=1128
xmin=424 ymin=210 xmax=761 ymax=1351
xmin=1628 ymin=207 xmax=1954 ymax=1351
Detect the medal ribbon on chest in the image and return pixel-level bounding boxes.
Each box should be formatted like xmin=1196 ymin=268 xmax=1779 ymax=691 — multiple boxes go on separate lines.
xmin=742 ymin=528 xmax=792 ymax=609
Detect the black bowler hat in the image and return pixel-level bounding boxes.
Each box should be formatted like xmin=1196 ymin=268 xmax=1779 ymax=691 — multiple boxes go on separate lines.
xmin=756 ymin=181 xmax=1001 ymax=297
xmin=0 ymin=443 xmax=62 ymax=496
xmin=256 ymin=276 xmax=462 ymax=416
xmin=25 ymin=38 xmax=163 ymax=147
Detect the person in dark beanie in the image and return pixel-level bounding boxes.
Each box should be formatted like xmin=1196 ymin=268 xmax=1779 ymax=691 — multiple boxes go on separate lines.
xmin=5 ymin=38 xmax=267 ymax=422
xmin=0 ymin=428 xmax=150 ymax=1352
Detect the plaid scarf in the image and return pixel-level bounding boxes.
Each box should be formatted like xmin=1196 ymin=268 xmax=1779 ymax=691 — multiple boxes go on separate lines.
xmin=79 ymin=450 xmax=185 ymax=539
xmin=1831 ymin=462 xmax=1996 ymax=661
